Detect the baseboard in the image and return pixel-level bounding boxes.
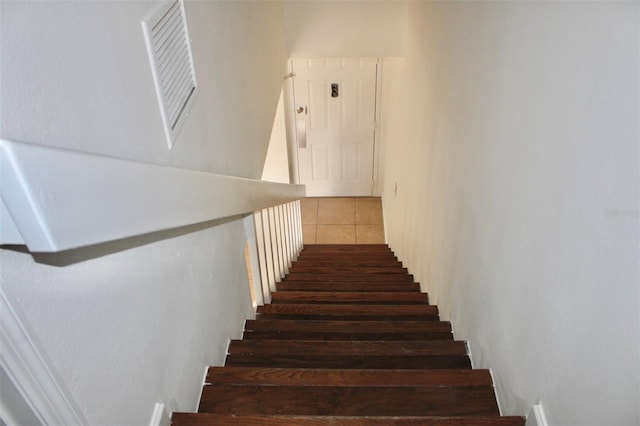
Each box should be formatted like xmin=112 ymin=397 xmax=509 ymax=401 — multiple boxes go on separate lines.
xmin=0 ymin=290 xmax=87 ymax=425
xmin=526 ymin=403 xmax=549 ymax=426
xmin=149 ymin=402 xmax=170 ymax=426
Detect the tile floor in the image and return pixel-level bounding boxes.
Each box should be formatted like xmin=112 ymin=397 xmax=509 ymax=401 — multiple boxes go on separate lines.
xmin=300 ymin=197 xmax=385 ymax=244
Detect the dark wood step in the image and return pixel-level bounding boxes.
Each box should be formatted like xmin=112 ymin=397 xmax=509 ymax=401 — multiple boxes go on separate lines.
xmin=293 ymin=259 xmax=404 ymax=267
xmin=198 ymin=384 xmax=500 ymax=416
xmin=206 ymin=367 xmax=493 ymax=387
xmin=276 ymin=281 xmax=421 ymax=292
xmin=287 ymin=266 xmax=409 ymax=274
xmin=243 ymin=330 xmax=453 ymax=341
xmin=224 ymin=354 xmax=472 ymax=369
xmin=302 ymin=244 xmax=392 ymax=252
xmin=256 ymin=304 xmax=438 ymax=320
xmin=284 ymin=273 xmax=414 ymax=282
xmin=296 ymin=255 xmax=399 ymax=263
xmin=270 ymin=291 xmax=429 ymax=304
xmin=245 ymin=319 xmax=452 ymax=333
xmin=244 ymin=319 xmax=452 ymax=340
xmin=173 ymin=413 xmax=526 ymax=426
xmin=228 ymin=340 xmax=466 ymax=356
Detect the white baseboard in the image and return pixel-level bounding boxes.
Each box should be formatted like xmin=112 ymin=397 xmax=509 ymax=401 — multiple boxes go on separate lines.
xmin=149 ymin=402 xmax=170 ymax=426
xmin=526 ymin=403 xmax=549 ymax=426
xmin=0 ymin=290 xmax=87 ymax=425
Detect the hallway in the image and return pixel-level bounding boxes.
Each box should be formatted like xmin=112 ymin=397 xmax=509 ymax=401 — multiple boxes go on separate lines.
xmin=301 ymin=197 xmax=385 ymax=244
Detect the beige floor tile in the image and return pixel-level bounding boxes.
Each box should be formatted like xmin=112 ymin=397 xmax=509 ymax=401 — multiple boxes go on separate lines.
xmin=300 ymin=198 xmax=319 ymax=224
xmin=317 ymin=198 xmax=355 ymax=224
xmin=302 ymin=224 xmax=317 ymax=244
xmin=317 ymin=225 xmax=356 ymax=244
xmin=356 ymin=198 xmax=383 ymax=224
xmin=356 ymin=224 xmax=385 ymax=244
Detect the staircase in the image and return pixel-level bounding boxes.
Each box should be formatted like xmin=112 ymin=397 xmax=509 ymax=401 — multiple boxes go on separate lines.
xmin=172 ymin=244 xmax=525 ymax=425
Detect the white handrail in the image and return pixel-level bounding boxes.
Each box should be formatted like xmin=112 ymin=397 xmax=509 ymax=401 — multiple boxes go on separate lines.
xmin=0 ymin=139 xmax=305 ymax=252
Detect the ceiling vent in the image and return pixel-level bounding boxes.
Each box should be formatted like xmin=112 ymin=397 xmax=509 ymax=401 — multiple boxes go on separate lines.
xmin=142 ymin=0 xmax=197 ymax=148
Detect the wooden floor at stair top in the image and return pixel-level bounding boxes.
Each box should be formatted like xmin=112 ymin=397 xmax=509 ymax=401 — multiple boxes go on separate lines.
xmin=172 ymin=244 xmax=524 ymax=426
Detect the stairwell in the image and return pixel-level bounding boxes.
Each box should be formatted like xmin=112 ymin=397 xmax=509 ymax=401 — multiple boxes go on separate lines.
xmin=172 ymin=244 xmax=525 ymax=425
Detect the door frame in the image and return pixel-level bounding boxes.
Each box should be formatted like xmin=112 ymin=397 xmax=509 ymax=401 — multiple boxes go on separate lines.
xmin=284 ymin=58 xmax=384 ymax=196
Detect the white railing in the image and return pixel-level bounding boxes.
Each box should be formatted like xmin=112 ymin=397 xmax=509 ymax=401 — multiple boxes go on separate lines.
xmin=247 ymin=200 xmax=303 ymax=304
xmin=0 ymin=139 xmax=305 ymax=252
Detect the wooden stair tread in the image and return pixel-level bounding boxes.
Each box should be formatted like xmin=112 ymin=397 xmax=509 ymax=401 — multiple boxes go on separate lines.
xmin=293 ymin=260 xmax=404 ymax=267
xmin=206 ymin=367 xmax=493 ymax=387
xmin=224 ymin=354 xmax=472 ymax=369
xmin=276 ymin=282 xmax=421 ymax=292
xmin=288 ymin=266 xmax=409 ymax=274
xmin=198 ymin=384 xmax=500 ymax=416
xmin=284 ymin=273 xmax=414 ymax=282
xmin=245 ymin=319 xmax=452 ymax=333
xmin=302 ymin=244 xmax=392 ymax=251
xmin=243 ymin=331 xmax=453 ymax=341
xmin=228 ymin=340 xmax=466 ymax=356
xmin=173 ymin=413 xmax=525 ymax=426
xmin=270 ymin=291 xmax=429 ymax=304
xmin=243 ymin=319 xmax=453 ymax=340
xmin=257 ymin=304 xmax=438 ymax=317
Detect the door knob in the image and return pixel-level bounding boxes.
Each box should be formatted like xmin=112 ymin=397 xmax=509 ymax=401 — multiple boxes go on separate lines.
xmin=297 ymin=106 xmax=307 ymax=114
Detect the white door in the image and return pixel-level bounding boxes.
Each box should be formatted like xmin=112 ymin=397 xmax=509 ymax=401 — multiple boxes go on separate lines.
xmin=293 ymin=58 xmax=378 ymax=196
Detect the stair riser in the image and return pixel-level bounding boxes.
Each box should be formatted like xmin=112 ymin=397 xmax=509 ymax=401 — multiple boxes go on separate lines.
xmin=292 ymin=260 xmax=404 ymax=267
xmin=224 ymin=355 xmax=472 ymax=369
xmin=199 ymin=385 xmax=500 ymax=416
xmin=173 ymin=413 xmax=526 ymax=425
xmin=244 ymin=319 xmax=452 ymax=333
xmin=284 ymin=274 xmax=414 ymax=282
xmin=270 ymin=291 xmax=429 ymax=304
xmin=243 ymin=331 xmax=453 ymax=341
xmin=228 ymin=340 xmax=466 ymax=356
xmin=301 ymin=244 xmax=391 ymax=251
xmin=206 ymin=367 xmax=493 ymax=387
xmin=288 ymin=267 xmax=408 ymax=274
xmin=257 ymin=305 xmax=438 ymax=318
xmin=276 ymin=282 xmax=421 ymax=292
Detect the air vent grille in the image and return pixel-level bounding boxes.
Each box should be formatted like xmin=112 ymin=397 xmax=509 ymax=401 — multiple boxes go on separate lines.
xmin=142 ymin=0 xmax=197 ymax=148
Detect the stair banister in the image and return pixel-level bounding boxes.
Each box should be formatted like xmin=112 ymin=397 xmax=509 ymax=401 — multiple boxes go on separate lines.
xmin=0 ymin=139 xmax=305 ymax=253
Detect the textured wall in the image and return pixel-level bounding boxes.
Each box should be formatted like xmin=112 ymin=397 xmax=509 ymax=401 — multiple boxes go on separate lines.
xmin=380 ymin=2 xmax=639 ymax=425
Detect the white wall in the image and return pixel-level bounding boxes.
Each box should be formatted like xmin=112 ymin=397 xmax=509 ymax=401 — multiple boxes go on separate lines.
xmin=261 ymin=91 xmax=291 ymax=183
xmin=1 ymin=0 xmax=286 ymax=179
xmin=283 ymin=0 xmax=406 ymax=58
xmin=0 ymin=1 xmax=288 ymax=424
xmin=380 ymin=2 xmax=639 ymax=425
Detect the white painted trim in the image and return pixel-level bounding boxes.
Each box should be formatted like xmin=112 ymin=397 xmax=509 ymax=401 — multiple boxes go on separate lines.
xmin=0 ymin=139 xmax=305 ymax=252
xmin=526 ymin=403 xmax=549 ymax=426
xmin=148 ymin=402 xmax=170 ymax=426
xmin=0 ymin=290 xmax=88 ymax=425
xmin=489 ymin=368 xmax=504 ymax=416
xmin=372 ymin=57 xmax=383 ymax=196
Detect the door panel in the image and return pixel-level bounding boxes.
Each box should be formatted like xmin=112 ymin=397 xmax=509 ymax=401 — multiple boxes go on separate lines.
xmin=341 ymin=143 xmax=359 ymax=181
xmin=311 ymin=145 xmax=329 ymax=181
xmin=293 ymin=58 xmax=377 ymax=196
